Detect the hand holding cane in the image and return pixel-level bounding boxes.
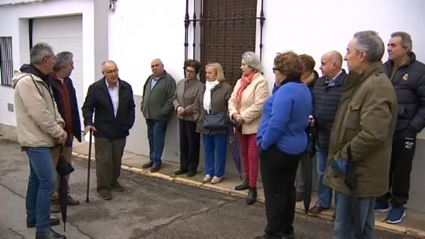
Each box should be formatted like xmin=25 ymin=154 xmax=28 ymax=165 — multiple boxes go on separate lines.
xmin=86 ymin=129 xmax=93 ymax=203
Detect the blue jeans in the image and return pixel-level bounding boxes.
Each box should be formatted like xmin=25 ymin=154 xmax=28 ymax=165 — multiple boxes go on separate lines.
xmin=203 ymin=134 xmax=228 ymax=177
xmin=316 ymin=145 xmax=335 ymax=208
xmin=146 ymin=119 xmax=168 ymax=166
xmin=334 ymin=193 xmax=375 ymax=239
xmin=25 ymin=147 xmax=56 ymax=232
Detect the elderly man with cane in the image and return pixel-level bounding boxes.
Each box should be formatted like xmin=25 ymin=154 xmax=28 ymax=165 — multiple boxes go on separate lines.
xmin=82 ymin=60 xmax=135 ymax=201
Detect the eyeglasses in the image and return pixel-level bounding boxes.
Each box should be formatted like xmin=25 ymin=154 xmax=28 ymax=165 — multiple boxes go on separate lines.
xmin=104 ymin=69 xmax=119 ymax=74
xmin=272 ymin=67 xmax=277 ymax=72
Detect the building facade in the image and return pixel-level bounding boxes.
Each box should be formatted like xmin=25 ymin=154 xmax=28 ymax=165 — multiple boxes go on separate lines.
xmin=1 ymin=0 xmax=425 ymax=212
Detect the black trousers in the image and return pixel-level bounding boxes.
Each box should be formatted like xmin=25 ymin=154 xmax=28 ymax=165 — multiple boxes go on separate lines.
xmin=260 ymin=145 xmax=302 ymax=238
xmin=179 ymin=119 xmax=201 ymax=172
xmin=378 ymin=128 xmax=416 ymax=206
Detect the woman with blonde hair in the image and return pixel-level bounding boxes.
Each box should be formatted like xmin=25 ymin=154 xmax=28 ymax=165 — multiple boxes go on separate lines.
xmin=228 ymin=51 xmax=270 ymax=205
xmin=194 ymin=62 xmax=233 ymax=184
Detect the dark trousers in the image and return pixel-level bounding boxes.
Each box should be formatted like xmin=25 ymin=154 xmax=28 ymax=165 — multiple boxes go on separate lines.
xmin=178 ymin=119 xmax=200 ymax=172
xmin=146 ymin=119 xmax=168 ymax=166
xmin=260 ymin=145 xmax=302 ymax=238
xmin=378 ymin=128 xmax=416 ymax=206
xmin=95 ymin=137 xmax=126 ymax=192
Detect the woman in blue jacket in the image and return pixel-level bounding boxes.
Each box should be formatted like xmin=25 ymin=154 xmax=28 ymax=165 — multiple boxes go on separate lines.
xmin=255 ymin=51 xmax=312 ymax=239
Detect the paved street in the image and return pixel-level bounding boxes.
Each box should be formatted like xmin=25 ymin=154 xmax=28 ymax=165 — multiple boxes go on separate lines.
xmin=0 ymin=139 xmax=415 ymax=239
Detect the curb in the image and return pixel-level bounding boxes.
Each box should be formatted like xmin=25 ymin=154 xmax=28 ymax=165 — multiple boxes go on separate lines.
xmin=72 ymin=152 xmax=425 ymax=239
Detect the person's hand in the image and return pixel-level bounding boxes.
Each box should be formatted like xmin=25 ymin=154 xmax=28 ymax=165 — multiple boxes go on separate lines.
xmin=235 ymin=114 xmax=244 ymax=125
xmin=177 ymin=106 xmax=186 ymax=115
xmin=309 ymin=115 xmax=315 ymax=126
xmin=84 ymin=125 xmax=96 ymax=136
xmin=58 ymin=130 xmax=67 ymax=145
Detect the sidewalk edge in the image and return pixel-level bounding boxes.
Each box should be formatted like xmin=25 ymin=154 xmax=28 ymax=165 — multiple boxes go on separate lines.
xmin=71 ymin=152 xmax=425 ymax=239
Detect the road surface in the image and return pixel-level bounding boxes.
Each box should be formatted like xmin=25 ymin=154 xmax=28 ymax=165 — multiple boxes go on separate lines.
xmin=0 ymin=139 xmax=413 ymax=239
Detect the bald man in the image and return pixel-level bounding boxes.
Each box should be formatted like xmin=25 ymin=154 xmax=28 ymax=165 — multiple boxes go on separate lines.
xmin=309 ymin=51 xmax=347 ymax=215
xmin=141 ymin=59 xmax=176 ymax=172
xmin=82 ymin=60 xmax=135 ymax=200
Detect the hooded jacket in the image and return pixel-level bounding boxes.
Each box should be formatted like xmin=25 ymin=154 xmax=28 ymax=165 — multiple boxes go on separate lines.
xmin=13 ymin=64 xmax=65 ymax=148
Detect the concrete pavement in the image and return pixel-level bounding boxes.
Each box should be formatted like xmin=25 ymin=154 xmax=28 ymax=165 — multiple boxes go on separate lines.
xmin=0 ymin=138 xmax=420 ymax=239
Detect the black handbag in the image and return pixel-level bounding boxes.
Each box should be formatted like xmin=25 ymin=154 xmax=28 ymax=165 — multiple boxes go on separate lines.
xmin=203 ymin=111 xmax=229 ymax=130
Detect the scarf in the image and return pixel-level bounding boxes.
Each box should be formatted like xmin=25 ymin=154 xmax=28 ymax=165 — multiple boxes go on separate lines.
xmin=203 ymin=80 xmax=220 ymax=114
xmin=236 ymin=72 xmax=256 ymax=111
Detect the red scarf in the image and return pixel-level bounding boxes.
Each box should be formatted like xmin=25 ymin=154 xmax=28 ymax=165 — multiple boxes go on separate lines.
xmin=236 ymin=72 xmax=256 ymax=111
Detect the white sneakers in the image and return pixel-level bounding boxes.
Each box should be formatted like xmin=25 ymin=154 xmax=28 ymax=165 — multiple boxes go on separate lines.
xmin=203 ymin=174 xmax=222 ymax=184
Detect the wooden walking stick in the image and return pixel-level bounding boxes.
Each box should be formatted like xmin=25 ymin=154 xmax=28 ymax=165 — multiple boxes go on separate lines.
xmin=86 ymin=130 xmax=93 ymax=203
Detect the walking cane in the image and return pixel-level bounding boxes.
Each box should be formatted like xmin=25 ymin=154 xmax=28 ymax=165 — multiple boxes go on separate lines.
xmin=86 ymin=130 xmax=93 ymax=203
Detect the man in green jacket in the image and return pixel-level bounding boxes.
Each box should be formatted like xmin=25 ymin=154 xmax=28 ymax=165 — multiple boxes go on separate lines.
xmin=141 ymin=59 xmax=176 ymax=172
xmin=323 ymin=31 xmax=398 ymax=239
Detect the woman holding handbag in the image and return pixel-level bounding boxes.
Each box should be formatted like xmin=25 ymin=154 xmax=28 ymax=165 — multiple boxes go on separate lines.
xmin=194 ymin=62 xmax=233 ymax=184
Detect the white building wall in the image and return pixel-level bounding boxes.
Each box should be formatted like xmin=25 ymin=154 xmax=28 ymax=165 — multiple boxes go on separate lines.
xmin=108 ymin=0 xmax=186 ymax=159
xmin=0 ymin=0 xmax=94 ymax=127
xmin=110 ymin=0 xmax=425 ymax=212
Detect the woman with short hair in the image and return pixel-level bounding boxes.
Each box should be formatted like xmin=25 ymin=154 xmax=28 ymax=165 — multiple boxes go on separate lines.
xmin=173 ymin=59 xmax=204 ymax=177
xmin=194 ymin=62 xmax=233 ymax=184
xmin=255 ymin=51 xmax=312 ymax=239
xmin=228 ymin=51 xmax=270 ymax=205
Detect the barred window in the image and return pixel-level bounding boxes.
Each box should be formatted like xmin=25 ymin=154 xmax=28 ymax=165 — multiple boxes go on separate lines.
xmin=185 ymin=0 xmax=265 ymax=86
xmin=0 ymin=37 xmax=13 ymax=87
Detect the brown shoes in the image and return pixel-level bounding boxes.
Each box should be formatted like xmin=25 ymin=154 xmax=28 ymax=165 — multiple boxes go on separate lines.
xmin=309 ymin=202 xmax=330 ymax=215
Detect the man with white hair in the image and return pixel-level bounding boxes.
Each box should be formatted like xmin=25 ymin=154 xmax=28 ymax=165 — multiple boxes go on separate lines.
xmin=82 ymin=60 xmax=135 ymax=201
xmin=13 ymin=43 xmax=67 ymax=239
xmin=323 ymin=31 xmax=398 ymax=238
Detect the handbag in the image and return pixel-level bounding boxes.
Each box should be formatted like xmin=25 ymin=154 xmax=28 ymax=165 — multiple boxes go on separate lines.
xmin=203 ymin=111 xmax=229 ymax=130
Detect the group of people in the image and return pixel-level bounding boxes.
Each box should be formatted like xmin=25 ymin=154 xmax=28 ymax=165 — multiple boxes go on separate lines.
xmin=12 ymin=28 xmax=425 ymax=239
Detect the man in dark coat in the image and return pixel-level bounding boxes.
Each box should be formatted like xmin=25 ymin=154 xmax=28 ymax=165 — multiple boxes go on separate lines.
xmin=82 ymin=60 xmax=135 ymax=200
xmin=309 ymin=51 xmax=347 ymax=215
xmin=375 ymin=31 xmax=425 ymax=224
xmin=49 ymin=51 xmax=82 ymax=213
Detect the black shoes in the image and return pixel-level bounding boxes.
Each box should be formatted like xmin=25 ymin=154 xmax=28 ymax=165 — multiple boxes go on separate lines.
xmin=150 ymin=164 xmax=161 ymax=172
xmin=246 ymin=187 xmax=257 ymax=205
xmin=27 ymin=218 xmax=60 ymax=228
xmin=111 ymin=183 xmax=124 ymax=192
xmin=142 ymin=161 xmax=153 ymax=169
xmin=35 ymin=228 xmax=66 ymax=239
xmin=235 ymin=179 xmax=249 ymax=191
xmin=174 ymin=169 xmax=187 ymax=175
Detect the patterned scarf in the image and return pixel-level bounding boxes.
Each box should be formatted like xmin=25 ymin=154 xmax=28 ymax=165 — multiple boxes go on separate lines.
xmin=236 ymin=72 xmax=256 ymax=111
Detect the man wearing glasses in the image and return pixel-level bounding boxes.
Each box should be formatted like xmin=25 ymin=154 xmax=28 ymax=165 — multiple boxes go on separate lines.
xmin=82 ymin=60 xmax=135 ymax=200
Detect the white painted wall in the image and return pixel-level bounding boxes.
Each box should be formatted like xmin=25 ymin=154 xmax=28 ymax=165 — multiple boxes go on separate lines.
xmin=258 ymin=0 xmax=425 ymax=138
xmin=108 ymin=0 xmax=185 ymax=159
xmin=0 ymin=0 xmax=94 ymax=127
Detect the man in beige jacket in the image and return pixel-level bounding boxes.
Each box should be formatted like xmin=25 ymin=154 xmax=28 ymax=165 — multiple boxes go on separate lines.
xmin=13 ymin=43 xmax=67 ymax=239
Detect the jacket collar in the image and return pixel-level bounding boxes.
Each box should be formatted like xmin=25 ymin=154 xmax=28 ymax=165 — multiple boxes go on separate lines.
xmin=385 ymin=52 xmax=417 ymax=69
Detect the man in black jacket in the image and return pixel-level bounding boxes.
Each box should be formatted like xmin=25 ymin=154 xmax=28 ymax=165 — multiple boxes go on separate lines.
xmin=375 ymin=31 xmax=425 ymax=224
xmin=310 ymin=51 xmax=346 ymax=215
xmin=82 ymin=60 xmax=135 ymax=200
xmin=49 ymin=51 xmax=82 ymax=213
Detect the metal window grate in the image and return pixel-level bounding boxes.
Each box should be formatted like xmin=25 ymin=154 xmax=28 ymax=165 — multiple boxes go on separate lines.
xmin=185 ymin=0 xmax=265 ymax=86
xmin=0 ymin=37 xmax=14 ymax=87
